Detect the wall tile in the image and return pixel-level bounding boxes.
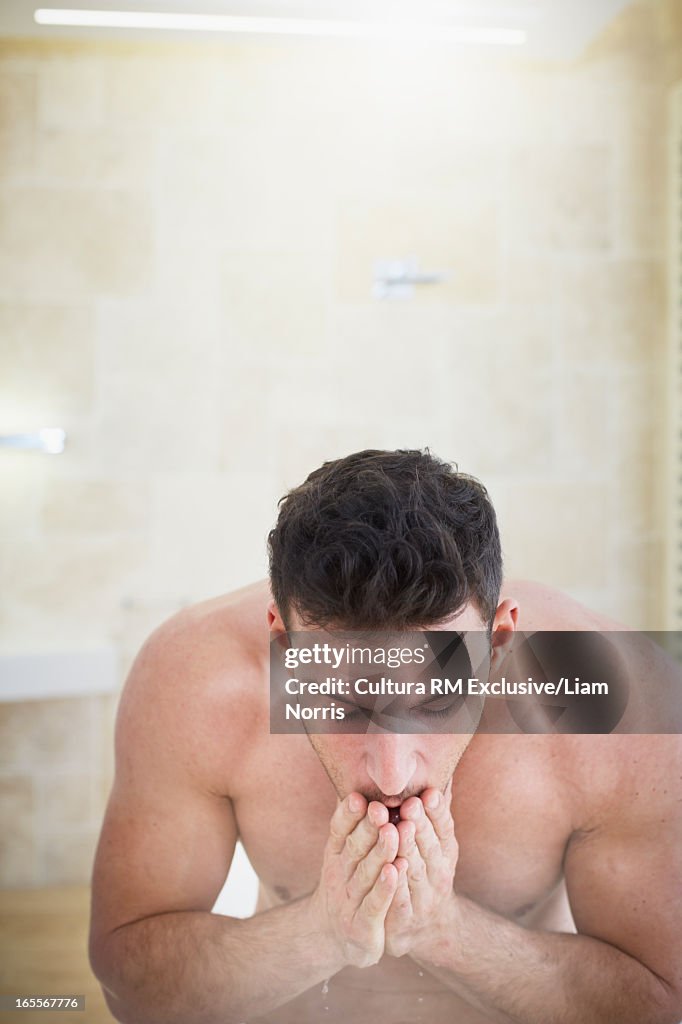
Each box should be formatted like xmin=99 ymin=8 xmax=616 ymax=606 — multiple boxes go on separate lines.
xmin=0 ymin=70 xmax=35 ymax=175
xmin=553 ymin=368 xmax=614 ymax=480
xmin=41 ymin=479 xmax=149 ymax=536
xmin=0 ymin=775 xmax=37 ymax=887
xmin=549 ymin=67 xmax=622 ymax=145
xmin=157 ymin=127 xmax=332 ymax=252
xmin=0 ymin=459 xmax=45 ymax=539
xmin=555 ymin=258 xmax=664 ymax=365
xmin=0 ymin=699 xmax=93 ymax=772
xmin=33 ymin=127 xmax=156 ymax=186
xmin=37 ymin=58 xmax=102 ymax=128
xmin=610 ymin=536 xmax=664 ymax=598
xmin=0 ymin=303 xmax=95 ymax=423
xmin=37 ymin=771 xmax=92 ymax=831
xmin=93 ymin=692 xmax=118 ymax=785
xmin=93 ymin=298 xmax=222 ymax=475
xmin=142 ymin=471 xmax=277 ymax=600
xmin=0 ymin=188 xmax=152 ymax=298
xmin=42 ymin=828 xmax=98 ymax=886
xmin=507 ymin=145 xmax=612 ymax=251
xmin=613 ymin=130 xmax=665 ymax=255
xmin=103 ymin=54 xmax=224 ymax=128
xmin=0 ymin=536 xmax=148 ymax=647
xmin=496 ymin=481 xmax=612 ymax=590
xmin=221 ymin=251 xmax=330 ymax=360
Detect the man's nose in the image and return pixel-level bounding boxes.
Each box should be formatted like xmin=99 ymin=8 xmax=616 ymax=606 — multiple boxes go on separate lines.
xmin=364 ymin=733 xmax=417 ymax=796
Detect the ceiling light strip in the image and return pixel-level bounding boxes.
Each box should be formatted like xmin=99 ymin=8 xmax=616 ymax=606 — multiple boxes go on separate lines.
xmin=34 ymin=9 xmax=527 ymax=45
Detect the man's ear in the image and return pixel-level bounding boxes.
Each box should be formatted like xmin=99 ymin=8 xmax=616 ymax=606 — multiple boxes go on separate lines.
xmin=267 ymin=600 xmax=289 ymax=646
xmin=490 ymin=598 xmax=519 ymax=671
xmin=267 ymin=599 xmax=286 ymax=630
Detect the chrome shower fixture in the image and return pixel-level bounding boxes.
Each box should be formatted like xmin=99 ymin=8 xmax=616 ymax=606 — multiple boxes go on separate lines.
xmin=0 ymin=428 xmax=66 ymax=454
xmin=372 ymin=258 xmax=447 ymax=300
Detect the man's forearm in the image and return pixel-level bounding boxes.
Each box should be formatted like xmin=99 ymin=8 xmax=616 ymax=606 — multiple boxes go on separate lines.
xmin=93 ymin=896 xmax=344 ymax=1024
xmin=412 ymin=894 xmax=676 ymax=1024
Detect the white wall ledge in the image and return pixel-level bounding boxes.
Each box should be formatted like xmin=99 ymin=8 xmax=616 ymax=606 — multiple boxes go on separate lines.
xmin=0 ymin=649 xmax=119 ymax=702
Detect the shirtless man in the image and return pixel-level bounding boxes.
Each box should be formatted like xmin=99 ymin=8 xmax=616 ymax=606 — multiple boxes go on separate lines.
xmin=89 ymin=449 xmax=682 ymax=1024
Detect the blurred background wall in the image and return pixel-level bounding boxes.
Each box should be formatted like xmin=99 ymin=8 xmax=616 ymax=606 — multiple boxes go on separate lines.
xmin=0 ymin=0 xmax=681 ymax=890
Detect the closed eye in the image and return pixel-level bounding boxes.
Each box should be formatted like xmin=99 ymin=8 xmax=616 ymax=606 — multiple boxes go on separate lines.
xmin=342 ymin=698 xmax=466 ymax=721
xmin=415 ymin=700 xmax=464 ymax=718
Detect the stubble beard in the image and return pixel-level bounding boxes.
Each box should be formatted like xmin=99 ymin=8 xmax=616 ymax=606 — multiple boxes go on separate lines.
xmin=306 ymin=732 xmax=467 ymax=804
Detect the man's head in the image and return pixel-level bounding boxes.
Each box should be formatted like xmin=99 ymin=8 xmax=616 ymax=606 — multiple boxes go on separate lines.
xmin=268 ymin=448 xmax=503 ymax=634
xmin=267 ymin=448 xmax=516 ymax=805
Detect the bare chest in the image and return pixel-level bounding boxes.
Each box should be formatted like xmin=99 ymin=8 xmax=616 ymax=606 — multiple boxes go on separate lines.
xmin=232 ymin=734 xmax=574 ymax=923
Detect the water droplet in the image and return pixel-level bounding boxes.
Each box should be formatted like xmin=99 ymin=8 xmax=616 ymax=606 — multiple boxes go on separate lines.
xmin=321 ymin=979 xmax=330 ymax=997
xmin=418 ymin=996 xmax=424 ymax=1003
xmin=418 ymin=970 xmax=424 ymax=977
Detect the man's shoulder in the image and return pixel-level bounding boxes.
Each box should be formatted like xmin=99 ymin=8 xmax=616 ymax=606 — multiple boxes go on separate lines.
xmin=118 ymin=580 xmax=271 ymax=785
xmin=503 ymin=579 xmax=629 ymax=632
xmin=158 ymin=578 xmax=268 ymax=640
xmin=139 ymin=580 xmax=269 ymax=685
xmin=560 ymin=733 xmax=682 ymax=840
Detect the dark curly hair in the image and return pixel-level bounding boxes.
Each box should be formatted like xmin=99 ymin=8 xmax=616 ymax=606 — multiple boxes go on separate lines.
xmin=268 ymin=449 xmax=502 ymax=631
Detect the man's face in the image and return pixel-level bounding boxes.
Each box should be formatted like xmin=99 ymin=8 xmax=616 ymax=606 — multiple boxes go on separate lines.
xmin=287 ymin=604 xmax=490 ymax=806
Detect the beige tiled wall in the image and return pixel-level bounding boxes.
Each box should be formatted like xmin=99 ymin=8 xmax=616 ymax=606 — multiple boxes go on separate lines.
xmin=1 ymin=0 xmax=680 ymax=887
xmin=0 ymin=695 xmax=117 ymax=887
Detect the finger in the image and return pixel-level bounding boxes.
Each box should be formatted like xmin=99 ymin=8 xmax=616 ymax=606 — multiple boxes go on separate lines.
xmin=402 ymin=798 xmax=441 ymax=869
xmin=358 ymin=861 xmax=398 ymax=922
xmin=367 ymin=800 xmax=390 ymax=829
xmin=328 ymin=793 xmax=367 ymax=855
xmin=387 ymin=857 xmax=412 ymax=922
xmin=341 ymin=805 xmax=389 ymax=877
xmin=396 ymin=819 xmax=427 ymax=894
xmin=421 ymin=787 xmax=456 ymax=845
xmin=396 ymin=818 xmax=416 ymax=859
xmin=348 ymin=823 xmax=399 ymax=901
